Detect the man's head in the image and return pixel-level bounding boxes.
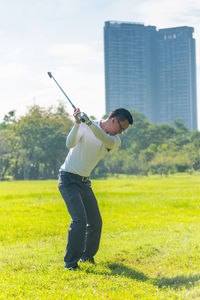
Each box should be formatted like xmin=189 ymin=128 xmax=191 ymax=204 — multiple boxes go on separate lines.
xmin=101 ymin=108 xmax=133 ymax=135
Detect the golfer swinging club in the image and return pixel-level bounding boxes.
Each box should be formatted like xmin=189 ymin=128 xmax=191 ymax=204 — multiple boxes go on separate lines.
xmin=58 ymin=108 xmax=133 ymax=270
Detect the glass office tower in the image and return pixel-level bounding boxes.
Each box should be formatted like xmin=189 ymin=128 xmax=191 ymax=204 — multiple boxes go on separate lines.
xmin=104 ymin=21 xmax=197 ymax=130
xmin=157 ymin=27 xmax=197 ymax=129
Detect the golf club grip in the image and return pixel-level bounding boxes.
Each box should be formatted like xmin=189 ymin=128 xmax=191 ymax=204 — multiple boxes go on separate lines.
xmin=77 ymin=112 xmax=86 ymax=122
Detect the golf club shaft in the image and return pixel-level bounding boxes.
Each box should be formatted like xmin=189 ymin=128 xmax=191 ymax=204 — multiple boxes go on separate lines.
xmin=47 ymin=72 xmax=76 ymax=110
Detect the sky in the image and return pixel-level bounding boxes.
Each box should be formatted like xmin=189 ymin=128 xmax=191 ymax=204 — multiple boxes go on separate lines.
xmin=0 ymin=0 xmax=200 ymax=127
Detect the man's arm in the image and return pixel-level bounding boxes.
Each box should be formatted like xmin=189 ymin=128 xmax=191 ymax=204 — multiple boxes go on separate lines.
xmin=89 ymin=122 xmax=120 ymax=149
xmin=78 ymin=111 xmax=120 ymax=149
xmin=66 ymin=122 xmax=81 ymax=149
xmin=66 ymin=108 xmax=82 ymax=149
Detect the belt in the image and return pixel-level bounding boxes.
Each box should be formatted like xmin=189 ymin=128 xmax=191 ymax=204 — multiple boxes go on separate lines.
xmin=60 ymin=171 xmax=89 ymax=182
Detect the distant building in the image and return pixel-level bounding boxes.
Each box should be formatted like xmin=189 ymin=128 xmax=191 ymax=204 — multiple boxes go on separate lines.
xmin=104 ymin=21 xmax=197 ymax=130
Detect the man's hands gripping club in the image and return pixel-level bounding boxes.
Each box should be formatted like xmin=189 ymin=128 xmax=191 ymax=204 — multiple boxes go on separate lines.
xmin=74 ymin=108 xmax=92 ymax=126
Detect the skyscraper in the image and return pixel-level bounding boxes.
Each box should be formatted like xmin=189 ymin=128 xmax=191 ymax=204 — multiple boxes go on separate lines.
xmin=157 ymin=27 xmax=197 ymax=129
xmin=104 ymin=21 xmax=197 ymax=130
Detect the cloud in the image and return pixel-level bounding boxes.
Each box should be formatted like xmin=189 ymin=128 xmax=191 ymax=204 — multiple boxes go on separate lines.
xmin=0 ymin=0 xmax=200 ymax=126
xmin=48 ymin=42 xmax=103 ymax=65
xmin=107 ymin=0 xmax=200 ymax=28
xmin=46 ymin=42 xmax=105 ymax=113
xmin=135 ymin=0 xmax=200 ymax=28
xmin=45 ymin=62 xmax=105 ymax=118
xmin=0 ymin=63 xmax=27 ymax=80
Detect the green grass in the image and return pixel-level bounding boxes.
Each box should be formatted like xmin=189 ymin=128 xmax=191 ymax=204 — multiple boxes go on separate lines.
xmin=1 ymin=174 xmax=200 ymax=299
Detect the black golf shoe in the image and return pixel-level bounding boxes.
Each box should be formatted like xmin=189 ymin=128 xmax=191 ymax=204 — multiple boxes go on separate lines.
xmin=63 ymin=264 xmax=79 ymax=271
xmin=80 ymin=257 xmax=95 ymax=264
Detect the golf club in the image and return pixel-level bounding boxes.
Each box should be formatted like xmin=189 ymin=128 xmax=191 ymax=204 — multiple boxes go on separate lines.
xmin=47 ymin=72 xmax=86 ymax=122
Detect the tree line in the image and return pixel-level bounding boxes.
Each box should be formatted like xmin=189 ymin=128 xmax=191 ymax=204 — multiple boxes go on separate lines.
xmin=0 ymin=104 xmax=200 ymax=180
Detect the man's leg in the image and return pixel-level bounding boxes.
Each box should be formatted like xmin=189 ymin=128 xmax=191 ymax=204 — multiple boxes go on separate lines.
xmin=58 ymin=175 xmax=87 ymax=268
xmin=80 ymin=184 xmax=102 ymax=260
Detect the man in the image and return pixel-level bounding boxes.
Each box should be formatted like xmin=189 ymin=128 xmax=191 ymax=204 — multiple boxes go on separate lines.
xmin=58 ymin=108 xmax=133 ymax=270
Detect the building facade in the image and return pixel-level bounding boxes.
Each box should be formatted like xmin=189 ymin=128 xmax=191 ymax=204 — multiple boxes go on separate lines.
xmin=104 ymin=21 xmax=198 ymax=130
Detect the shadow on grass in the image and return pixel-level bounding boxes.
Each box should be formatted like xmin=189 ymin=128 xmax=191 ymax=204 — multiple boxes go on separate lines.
xmin=86 ymin=262 xmax=200 ymax=290
xmin=106 ymin=262 xmax=149 ymax=282
xmin=153 ymin=274 xmax=200 ymax=290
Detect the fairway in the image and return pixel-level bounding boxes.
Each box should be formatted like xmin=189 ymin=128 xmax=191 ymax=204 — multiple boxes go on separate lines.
xmin=1 ymin=174 xmax=200 ymax=299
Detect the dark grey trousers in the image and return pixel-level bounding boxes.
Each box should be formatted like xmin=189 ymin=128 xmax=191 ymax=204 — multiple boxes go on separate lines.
xmin=58 ymin=172 xmax=102 ymax=268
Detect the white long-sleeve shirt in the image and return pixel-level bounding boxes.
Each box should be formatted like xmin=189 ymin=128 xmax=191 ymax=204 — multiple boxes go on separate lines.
xmin=60 ymin=121 xmax=121 ymax=177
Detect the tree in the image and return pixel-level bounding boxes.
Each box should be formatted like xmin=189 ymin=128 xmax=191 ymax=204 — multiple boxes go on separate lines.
xmin=12 ymin=104 xmax=73 ymax=179
xmin=0 ymin=111 xmax=18 ymax=180
xmin=3 ymin=110 xmax=16 ymax=125
xmin=0 ymin=131 xmax=12 ymax=180
xmin=1 ymin=105 xmax=199 ymax=179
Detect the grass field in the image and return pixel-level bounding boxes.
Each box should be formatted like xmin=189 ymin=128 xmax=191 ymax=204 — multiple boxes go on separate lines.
xmin=1 ymin=174 xmax=200 ymax=299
